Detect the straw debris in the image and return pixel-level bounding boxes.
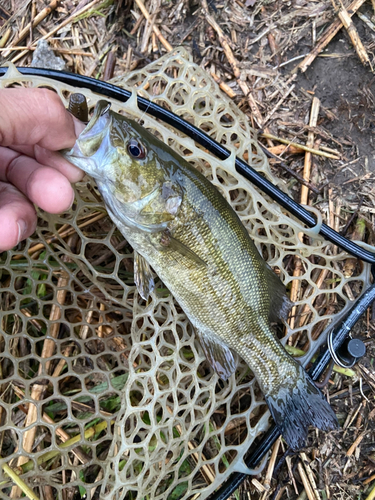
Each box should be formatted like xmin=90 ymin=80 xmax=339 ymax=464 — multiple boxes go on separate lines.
xmin=1 ymin=0 xmax=375 ymax=499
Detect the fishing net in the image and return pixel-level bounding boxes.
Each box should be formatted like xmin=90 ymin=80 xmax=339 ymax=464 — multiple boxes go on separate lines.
xmin=0 ymin=48 xmax=372 ymax=500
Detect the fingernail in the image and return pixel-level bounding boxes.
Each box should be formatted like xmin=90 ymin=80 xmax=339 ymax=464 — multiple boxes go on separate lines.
xmin=68 ymin=190 xmax=75 ymax=210
xmin=72 ymin=116 xmax=86 ymax=138
xmin=17 ymin=220 xmax=27 ymax=244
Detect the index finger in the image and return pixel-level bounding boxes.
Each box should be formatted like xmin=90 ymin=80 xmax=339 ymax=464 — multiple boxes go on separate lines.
xmin=0 ymin=88 xmax=82 ymax=150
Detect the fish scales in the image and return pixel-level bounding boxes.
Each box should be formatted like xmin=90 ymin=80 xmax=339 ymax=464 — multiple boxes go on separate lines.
xmin=64 ymin=97 xmax=338 ymax=457
xmin=124 ymin=167 xmax=287 ymax=391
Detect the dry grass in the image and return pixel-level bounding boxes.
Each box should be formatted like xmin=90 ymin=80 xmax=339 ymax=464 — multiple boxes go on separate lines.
xmin=1 ymin=0 xmax=375 ymax=499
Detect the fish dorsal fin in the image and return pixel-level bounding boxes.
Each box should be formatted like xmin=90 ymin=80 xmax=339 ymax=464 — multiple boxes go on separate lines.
xmin=134 ymin=251 xmax=155 ymax=300
xmin=197 ymin=330 xmax=237 ymax=380
xmin=264 ymin=264 xmax=292 ymax=323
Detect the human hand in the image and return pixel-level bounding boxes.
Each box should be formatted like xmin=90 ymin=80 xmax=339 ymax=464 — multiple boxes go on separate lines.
xmin=0 ymin=88 xmax=86 ymax=251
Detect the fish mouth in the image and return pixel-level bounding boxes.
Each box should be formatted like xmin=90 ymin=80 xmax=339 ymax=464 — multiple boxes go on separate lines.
xmin=62 ymin=100 xmax=113 ymax=178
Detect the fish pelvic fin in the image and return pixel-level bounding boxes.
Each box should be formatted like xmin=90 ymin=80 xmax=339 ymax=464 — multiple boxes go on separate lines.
xmin=265 ymin=365 xmax=338 ymax=451
xmin=134 ymin=251 xmax=155 ymax=300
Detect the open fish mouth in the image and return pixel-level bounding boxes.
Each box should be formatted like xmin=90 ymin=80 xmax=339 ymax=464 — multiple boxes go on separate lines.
xmin=63 ymin=100 xmax=115 ymax=178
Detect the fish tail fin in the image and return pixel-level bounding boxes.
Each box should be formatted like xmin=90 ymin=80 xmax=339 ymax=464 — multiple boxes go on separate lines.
xmin=264 ymin=364 xmax=338 ymax=450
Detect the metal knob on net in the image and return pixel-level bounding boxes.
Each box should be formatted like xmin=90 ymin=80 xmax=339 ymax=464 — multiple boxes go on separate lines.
xmin=347 ymin=338 xmax=366 ymax=359
xmin=337 ymin=337 xmax=366 ymax=366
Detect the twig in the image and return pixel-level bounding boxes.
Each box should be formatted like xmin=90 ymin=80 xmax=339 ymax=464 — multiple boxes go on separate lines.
xmin=261 ymin=6 xmax=281 ymax=67
xmin=0 ymin=27 xmax=11 ymax=48
xmin=134 ymin=0 xmax=172 ymax=52
xmin=10 ymin=0 xmax=102 ymax=64
xmin=289 ymin=97 xmax=320 ymax=333
xmin=267 ymin=144 xmax=304 ymax=155
xmin=258 ymin=143 xmax=321 ymax=195
xmin=260 ymin=133 xmax=340 ymax=159
xmin=29 ymin=0 xmax=36 ymax=44
xmin=210 ymin=68 xmax=237 ymax=98
xmin=0 ymin=46 xmax=94 ymax=56
xmin=301 ymin=97 xmax=320 ymax=204
xmin=20 ymin=420 xmax=113 ymax=473
xmin=357 ymin=11 xmax=375 ymax=33
xmin=365 ymin=482 xmax=375 ymax=500
xmin=0 ymin=6 xmax=11 ymax=20
xmin=261 ymin=436 xmax=281 ymax=497
xmin=102 ymin=49 xmax=116 ymax=80
xmin=346 ymin=430 xmax=366 ymax=456
xmin=165 ymin=406 xmax=215 ymax=484
xmin=1 ymin=458 xmax=40 ymax=500
xmin=300 ymin=453 xmax=320 ymax=500
xmin=201 ymin=0 xmax=264 ymax=127
xmin=11 ymin=250 xmax=72 ymax=498
xmin=263 ymin=83 xmax=296 ymax=125
xmin=364 ymin=472 xmax=375 ymax=486
xmin=130 ymin=9 xmax=145 ymax=36
xmin=140 ymin=12 xmax=155 ymax=53
xmin=294 ymin=0 xmax=367 ymax=73
xmin=23 ymin=212 xmax=106 ymax=256
xmin=12 ymin=384 xmax=90 ymax=464
xmin=333 ymin=0 xmax=372 ymax=70
xmin=297 ymin=462 xmax=316 ymax=500
xmin=3 ymin=0 xmax=60 ymax=57
xmin=252 ymin=478 xmax=267 ymax=493
xmin=274 ymin=486 xmax=288 ymax=500
xmin=286 ymin=456 xmax=299 ymax=495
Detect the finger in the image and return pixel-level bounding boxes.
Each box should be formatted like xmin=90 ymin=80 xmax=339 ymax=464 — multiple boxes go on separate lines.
xmin=0 ymin=88 xmax=84 ymax=150
xmin=8 ymin=144 xmax=85 ymax=183
xmin=1 ymin=148 xmax=75 ymax=214
xmin=0 ymin=182 xmax=37 ymax=251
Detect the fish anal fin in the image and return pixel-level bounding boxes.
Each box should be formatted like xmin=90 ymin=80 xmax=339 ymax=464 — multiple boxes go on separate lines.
xmin=264 ymin=264 xmax=292 ymax=323
xmin=197 ymin=330 xmax=237 ymax=380
xmin=134 ymin=251 xmax=155 ymax=300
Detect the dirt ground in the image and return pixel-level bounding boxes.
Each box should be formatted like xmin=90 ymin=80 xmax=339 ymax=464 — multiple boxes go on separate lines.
xmin=1 ymin=0 xmax=375 ymax=499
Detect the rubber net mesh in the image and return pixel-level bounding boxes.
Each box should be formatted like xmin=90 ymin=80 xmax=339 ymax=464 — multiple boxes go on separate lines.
xmin=0 ymin=48 xmax=372 ymax=500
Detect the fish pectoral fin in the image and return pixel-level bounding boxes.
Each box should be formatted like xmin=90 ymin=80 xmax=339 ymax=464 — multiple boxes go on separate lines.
xmin=168 ymin=235 xmax=207 ymax=267
xmin=155 ymin=230 xmax=207 ymax=267
xmin=197 ymin=330 xmax=237 ymax=380
xmin=134 ymin=251 xmax=155 ymax=300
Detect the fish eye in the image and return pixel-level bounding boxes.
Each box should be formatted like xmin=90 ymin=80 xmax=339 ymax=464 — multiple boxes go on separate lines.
xmin=127 ymin=138 xmax=146 ymax=159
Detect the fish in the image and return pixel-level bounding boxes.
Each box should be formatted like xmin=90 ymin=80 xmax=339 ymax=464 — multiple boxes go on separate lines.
xmin=63 ymin=97 xmax=338 ymax=455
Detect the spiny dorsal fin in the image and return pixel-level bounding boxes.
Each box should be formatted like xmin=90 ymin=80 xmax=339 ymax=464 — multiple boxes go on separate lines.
xmin=264 ymin=263 xmax=292 ymax=323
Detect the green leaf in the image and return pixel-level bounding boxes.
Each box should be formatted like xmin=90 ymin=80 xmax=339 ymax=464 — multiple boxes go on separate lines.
xmin=168 ymin=481 xmax=188 ymax=500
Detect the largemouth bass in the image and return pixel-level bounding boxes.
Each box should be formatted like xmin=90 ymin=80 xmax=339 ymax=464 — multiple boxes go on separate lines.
xmin=64 ymin=98 xmax=338 ymax=452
